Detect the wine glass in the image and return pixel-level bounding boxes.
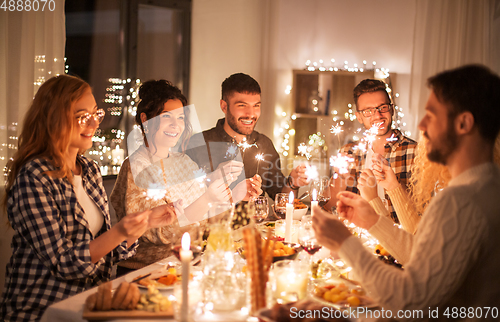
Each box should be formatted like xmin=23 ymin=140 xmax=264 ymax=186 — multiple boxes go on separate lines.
xmin=274 ymin=193 xmax=288 ymax=219
xmin=298 ymin=216 xmax=322 ymax=263
xmin=170 ymin=222 xmax=204 ymax=263
xmin=251 ymin=196 xmax=269 ymax=223
xmin=309 ymin=177 xmax=330 ymax=207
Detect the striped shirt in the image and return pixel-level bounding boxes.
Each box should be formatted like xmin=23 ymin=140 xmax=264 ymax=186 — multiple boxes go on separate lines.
xmin=339 ymin=129 xmax=417 ymax=223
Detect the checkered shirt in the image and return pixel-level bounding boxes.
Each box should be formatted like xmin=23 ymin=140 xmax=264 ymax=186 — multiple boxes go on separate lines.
xmin=339 ymin=129 xmax=417 ymax=223
xmin=0 ymin=156 xmax=137 ymax=322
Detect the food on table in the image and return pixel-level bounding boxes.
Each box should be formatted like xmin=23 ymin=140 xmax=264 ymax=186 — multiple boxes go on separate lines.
xmin=240 ymin=239 xmax=296 ymax=258
xmin=134 ymin=268 xmax=183 ymax=288
xmin=136 ymin=285 xmax=172 ymax=312
xmin=85 ymin=281 xmax=141 ymax=311
xmin=293 ymin=199 xmax=307 ymax=209
xmin=314 ymin=283 xmax=367 ymax=307
xmin=374 ymin=244 xmax=403 ymax=269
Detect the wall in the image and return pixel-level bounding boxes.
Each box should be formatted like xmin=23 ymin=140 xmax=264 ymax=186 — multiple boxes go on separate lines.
xmin=190 ymin=0 xmax=417 ymax=172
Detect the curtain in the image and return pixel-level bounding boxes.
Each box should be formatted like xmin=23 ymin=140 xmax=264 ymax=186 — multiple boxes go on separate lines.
xmin=0 ymin=2 xmax=66 ymax=292
xmin=409 ymin=0 xmax=498 ymax=138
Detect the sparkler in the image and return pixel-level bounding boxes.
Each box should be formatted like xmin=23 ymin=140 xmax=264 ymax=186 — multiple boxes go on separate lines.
xmin=255 ymin=153 xmax=264 ymax=175
xmin=386 ymin=133 xmax=398 ymax=142
xmin=330 ymin=123 xmax=343 ymax=147
xmin=329 ymin=153 xmax=354 ymax=175
xmin=354 ymin=122 xmax=383 ymax=153
xmin=297 ymin=143 xmax=312 ymax=160
xmin=237 ymin=138 xmax=257 ymax=152
xmin=305 ymin=164 xmax=319 ymax=182
xmin=225 ymin=145 xmax=238 ymax=159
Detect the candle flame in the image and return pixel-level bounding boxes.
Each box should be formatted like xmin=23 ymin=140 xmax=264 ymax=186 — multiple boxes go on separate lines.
xmin=288 ymin=191 xmax=294 ymax=204
xmin=181 ymin=232 xmax=190 ymax=251
xmin=312 ymin=189 xmax=317 ymax=201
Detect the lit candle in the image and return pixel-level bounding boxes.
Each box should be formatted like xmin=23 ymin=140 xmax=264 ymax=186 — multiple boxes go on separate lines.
xmin=285 ymin=191 xmax=294 ymax=243
xmin=311 ymin=189 xmax=318 ymax=217
xmin=111 ymin=146 xmax=124 ymax=165
xmin=180 ymin=233 xmax=192 ymax=322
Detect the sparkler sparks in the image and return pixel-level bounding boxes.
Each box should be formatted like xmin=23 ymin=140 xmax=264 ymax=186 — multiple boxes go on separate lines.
xmin=330 ymin=153 xmax=354 ymax=175
xmin=330 ymin=124 xmax=343 ymax=136
xmin=237 ymin=138 xmax=257 ymax=152
xmin=225 ymin=145 xmax=238 ymax=159
xmin=145 ymin=188 xmax=167 ymax=201
xmin=298 ymin=143 xmax=312 ymax=160
xmin=386 ymin=133 xmax=398 ymax=142
xmin=354 ymin=122 xmax=383 ymax=152
xmin=305 ymin=164 xmax=319 ymax=181
xmin=255 ymin=153 xmax=264 ymax=175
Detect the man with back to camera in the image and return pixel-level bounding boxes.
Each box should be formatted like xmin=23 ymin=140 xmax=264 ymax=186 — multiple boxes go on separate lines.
xmin=187 ymin=73 xmax=308 ymax=204
xmin=313 ymin=65 xmax=500 ymax=320
xmin=327 ymin=79 xmax=417 ymax=223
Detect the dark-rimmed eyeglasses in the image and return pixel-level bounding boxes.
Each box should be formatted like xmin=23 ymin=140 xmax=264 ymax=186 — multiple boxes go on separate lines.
xmin=76 ymin=109 xmax=105 ymax=128
xmin=358 ymin=103 xmax=392 ymax=117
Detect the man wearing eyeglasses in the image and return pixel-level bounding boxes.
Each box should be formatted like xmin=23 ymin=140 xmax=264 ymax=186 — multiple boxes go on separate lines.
xmin=329 ymin=79 xmax=417 ymax=224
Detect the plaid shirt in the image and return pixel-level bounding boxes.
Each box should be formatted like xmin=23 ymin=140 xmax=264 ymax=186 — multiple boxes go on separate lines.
xmin=340 ymin=129 xmax=417 ymax=223
xmin=0 ymin=156 xmax=137 ymax=322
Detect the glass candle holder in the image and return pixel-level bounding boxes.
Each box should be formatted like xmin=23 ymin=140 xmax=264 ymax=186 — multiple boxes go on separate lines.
xmin=270 ymin=260 xmax=309 ymax=304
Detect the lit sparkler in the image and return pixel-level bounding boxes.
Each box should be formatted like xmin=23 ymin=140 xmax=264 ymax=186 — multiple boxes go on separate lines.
xmin=330 ymin=123 xmax=343 ymax=147
xmin=255 ymin=153 xmax=264 ymax=175
xmin=237 ymin=138 xmax=257 ymax=152
xmin=305 ymin=164 xmax=319 ymax=182
xmin=354 ymin=122 xmax=383 ymax=152
xmin=386 ymin=133 xmax=398 ymax=142
xmin=298 ymin=143 xmax=312 ymax=160
xmin=330 ymin=153 xmax=354 ymax=175
xmin=145 ymin=188 xmax=167 ymax=201
xmin=225 ymin=145 xmax=238 ymax=159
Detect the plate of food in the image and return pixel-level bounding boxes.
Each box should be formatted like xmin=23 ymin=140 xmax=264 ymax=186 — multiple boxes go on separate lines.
xmin=127 ymin=266 xmax=180 ymax=290
xmin=312 ymin=280 xmax=377 ymax=310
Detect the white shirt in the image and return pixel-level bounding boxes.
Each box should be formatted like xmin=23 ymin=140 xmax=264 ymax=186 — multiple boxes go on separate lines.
xmin=73 ymin=174 xmax=104 ymax=236
xmin=340 ymin=163 xmax=500 ymax=320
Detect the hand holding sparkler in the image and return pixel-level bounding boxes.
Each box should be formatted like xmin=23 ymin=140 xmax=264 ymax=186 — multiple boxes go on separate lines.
xmin=371 ymin=153 xmax=399 ymax=191
xmin=289 ymin=163 xmax=309 ymax=188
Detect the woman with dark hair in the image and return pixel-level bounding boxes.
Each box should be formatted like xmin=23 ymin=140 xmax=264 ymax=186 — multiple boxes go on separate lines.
xmin=0 ymin=75 xmax=174 ymax=321
xmin=110 ymin=80 xmax=260 ymax=275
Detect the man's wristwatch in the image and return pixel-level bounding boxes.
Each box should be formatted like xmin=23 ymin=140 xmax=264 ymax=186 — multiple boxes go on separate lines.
xmin=287 ymin=175 xmax=300 ymax=190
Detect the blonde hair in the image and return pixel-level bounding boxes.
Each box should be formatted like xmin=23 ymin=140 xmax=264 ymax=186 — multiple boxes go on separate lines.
xmin=408 ymin=135 xmax=451 ymax=215
xmin=409 ymin=133 xmax=500 ymax=215
xmin=3 ymin=75 xmax=90 ymax=211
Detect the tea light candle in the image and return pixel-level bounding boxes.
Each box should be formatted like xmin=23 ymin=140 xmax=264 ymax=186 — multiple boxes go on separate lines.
xmin=285 ymin=191 xmax=294 ymax=243
xmin=275 ymin=268 xmax=308 ymax=302
xmin=180 ymin=233 xmax=192 ymax=322
xmin=311 ymin=189 xmax=318 ymax=217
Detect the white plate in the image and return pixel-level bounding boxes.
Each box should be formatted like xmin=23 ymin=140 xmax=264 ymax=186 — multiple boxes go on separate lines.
xmin=126 ymin=274 xmax=175 ymax=290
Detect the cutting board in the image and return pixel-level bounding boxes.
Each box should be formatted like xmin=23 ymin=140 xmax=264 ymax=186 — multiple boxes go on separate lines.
xmin=82 ymin=307 xmax=173 ymax=320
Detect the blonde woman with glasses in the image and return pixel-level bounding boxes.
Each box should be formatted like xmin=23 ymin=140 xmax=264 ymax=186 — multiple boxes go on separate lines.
xmin=0 ymin=75 xmax=175 ymax=321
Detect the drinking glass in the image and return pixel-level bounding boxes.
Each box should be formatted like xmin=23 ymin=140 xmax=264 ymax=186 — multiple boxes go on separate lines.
xmin=274 ymin=193 xmax=288 ymax=219
xmin=298 ymin=216 xmax=322 ymax=262
xmin=309 ymin=177 xmax=330 ymax=207
xmin=170 ymin=222 xmax=203 ymax=263
xmin=251 ymin=196 xmax=269 ymax=223
xmin=206 ymin=202 xmax=235 ymax=252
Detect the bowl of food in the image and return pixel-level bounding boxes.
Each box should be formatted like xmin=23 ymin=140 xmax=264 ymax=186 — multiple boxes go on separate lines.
xmin=237 ymin=239 xmax=303 ymax=263
xmin=293 ymin=199 xmax=308 ymax=220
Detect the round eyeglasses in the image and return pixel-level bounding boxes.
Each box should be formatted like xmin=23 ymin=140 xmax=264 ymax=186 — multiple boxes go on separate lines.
xmin=77 ymin=109 xmax=105 ymax=128
xmin=359 ymin=103 xmax=392 ymax=117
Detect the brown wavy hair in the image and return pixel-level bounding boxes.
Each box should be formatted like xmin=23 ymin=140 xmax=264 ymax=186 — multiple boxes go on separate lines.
xmin=3 ymin=75 xmax=90 ymax=211
xmin=135 ymin=79 xmax=191 ymax=153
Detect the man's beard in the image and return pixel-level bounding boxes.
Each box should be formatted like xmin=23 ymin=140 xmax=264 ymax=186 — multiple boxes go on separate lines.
xmin=426 ymin=121 xmax=458 ymax=165
xmin=226 ymin=106 xmax=257 ymax=136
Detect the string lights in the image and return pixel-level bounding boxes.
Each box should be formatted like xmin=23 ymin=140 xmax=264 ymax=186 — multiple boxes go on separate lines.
xmin=276 ymin=59 xmax=411 ymax=160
